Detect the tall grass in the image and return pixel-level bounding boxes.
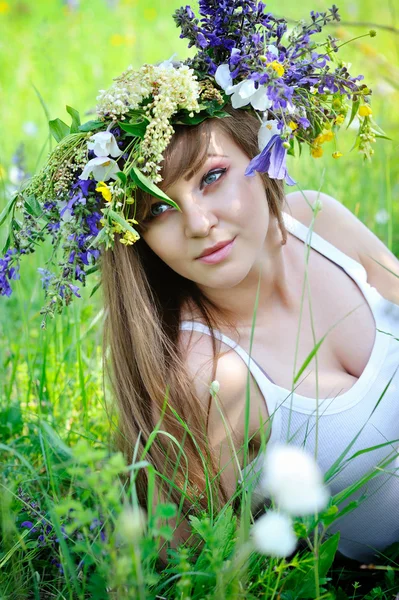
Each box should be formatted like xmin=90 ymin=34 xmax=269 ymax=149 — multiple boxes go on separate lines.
xmin=1 ymin=0 xmax=399 ymax=597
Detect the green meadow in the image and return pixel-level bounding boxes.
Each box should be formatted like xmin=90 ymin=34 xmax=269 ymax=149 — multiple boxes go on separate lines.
xmin=0 ymin=0 xmax=399 ymax=598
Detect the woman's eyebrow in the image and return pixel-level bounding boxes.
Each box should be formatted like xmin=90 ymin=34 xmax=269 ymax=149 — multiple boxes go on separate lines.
xmin=183 ymin=154 xmax=229 ymax=181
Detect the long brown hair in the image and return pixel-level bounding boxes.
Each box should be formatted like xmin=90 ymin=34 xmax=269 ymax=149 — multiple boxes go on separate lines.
xmin=101 ymin=106 xmax=287 ymax=519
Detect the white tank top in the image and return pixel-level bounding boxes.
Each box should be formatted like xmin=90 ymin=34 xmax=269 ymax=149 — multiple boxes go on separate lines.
xmin=180 ymin=211 xmax=399 ymax=562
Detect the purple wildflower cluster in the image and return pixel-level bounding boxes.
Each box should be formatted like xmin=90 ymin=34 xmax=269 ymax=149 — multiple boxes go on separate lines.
xmin=174 ymin=2 xmax=371 ymax=184
xmin=18 ymin=487 xmax=106 ymax=576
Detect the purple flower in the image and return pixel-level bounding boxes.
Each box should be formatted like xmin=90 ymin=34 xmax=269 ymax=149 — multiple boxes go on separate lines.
xmin=38 ymin=268 xmax=54 ymax=290
xmin=0 ymin=248 xmax=19 ymax=297
xmin=298 ymin=117 xmax=311 ymax=129
xmin=86 ymin=212 xmax=102 ymax=237
xmin=21 ymin=521 xmax=37 ymax=532
xmin=69 ymin=284 xmax=81 ymax=298
xmin=245 ymin=135 xmax=296 ymax=186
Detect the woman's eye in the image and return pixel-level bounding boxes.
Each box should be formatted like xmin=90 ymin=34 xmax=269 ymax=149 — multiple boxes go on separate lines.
xmin=200 ymin=168 xmax=227 ymax=189
xmin=149 ymin=202 xmax=171 ymax=218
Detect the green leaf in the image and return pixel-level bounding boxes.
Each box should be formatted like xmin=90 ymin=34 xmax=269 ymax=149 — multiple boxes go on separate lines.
xmin=129 ymin=167 xmax=179 ymax=209
xmin=108 ymin=209 xmax=139 ymax=238
xmin=89 ymin=280 xmax=102 ymax=298
xmin=66 ymin=105 xmax=81 ymax=133
xmin=346 ymin=98 xmax=360 ymax=130
xmin=24 ymin=195 xmax=42 ymax=218
xmin=40 ymin=421 xmax=74 ymax=461
xmin=283 ymin=533 xmax=340 ymax=598
xmin=115 ymin=171 xmax=127 ymax=185
xmin=175 ymin=109 xmax=230 ymax=126
xmin=49 ymin=118 xmax=70 ymax=142
xmin=0 ymin=194 xmax=18 ymax=227
xmin=155 ymin=503 xmax=177 ymax=520
xmin=78 ymin=120 xmax=104 ymax=133
xmin=119 ymin=121 xmax=148 ymax=139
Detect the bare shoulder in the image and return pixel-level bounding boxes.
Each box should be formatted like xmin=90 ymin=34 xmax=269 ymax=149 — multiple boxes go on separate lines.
xmin=285 ymin=189 xmax=399 ymax=305
xmin=285 ymin=189 xmax=361 ymax=262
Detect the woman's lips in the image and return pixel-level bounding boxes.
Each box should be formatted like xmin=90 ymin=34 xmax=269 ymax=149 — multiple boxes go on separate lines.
xmin=196 ymin=238 xmax=236 ymax=264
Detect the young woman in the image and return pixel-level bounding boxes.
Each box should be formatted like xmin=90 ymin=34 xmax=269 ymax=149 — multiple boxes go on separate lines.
xmin=3 ymin=1 xmax=398 ymax=565
xmin=101 ymin=106 xmax=399 ymax=563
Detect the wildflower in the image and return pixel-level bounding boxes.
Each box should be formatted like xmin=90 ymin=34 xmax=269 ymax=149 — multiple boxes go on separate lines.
xmin=359 ymin=105 xmax=372 ymax=117
xmin=332 ymin=151 xmax=343 ymax=159
xmin=260 ymin=444 xmax=329 ymax=517
xmin=251 ymin=511 xmax=297 ymax=558
xmin=87 ymin=131 xmax=123 ymax=159
xmin=96 ymin=181 xmax=112 ymax=203
xmin=311 ymin=146 xmax=323 ymax=158
xmin=266 ymin=61 xmax=285 ymax=77
xmin=116 ymin=506 xmax=147 ymax=542
xmin=214 ymin=64 xmax=271 ymax=111
xmin=246 ymin=133 xmax=296 ymax=186
xmin=375 ymin=209 xmax=390 ymax=225
xmin=334 ymin=114 xmax=345 ymax=125
xmin=258 ymin=119 xmax=280 ymax=152
xmin=22 ymin=122 xmax=38 ymax=136
xmin=209 ymin=380 xmax=220 ymax=396
xmin=80 ymin=157 xmax=120 ymax=182
xmin=288 ymin=121 xmax=298 ymax=131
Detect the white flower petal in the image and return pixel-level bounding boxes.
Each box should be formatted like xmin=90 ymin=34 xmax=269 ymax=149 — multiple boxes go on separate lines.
xmin=260 ymin=443 xmax=330 ymax=516
xmin=277 ymin=484 xmax=330 ymax=517
xmin=237 ymin=79 xmax=256 ymax=99
xmin=251 ymin=511 xmax=297 ymax=558
xmin=80 ymin=156 xmax=120 ymax=182
xmin=250 ymin=86 xmax=272 ymax=112
xmin=88 ymin=131 xmax=123 ymax=158
xmin=258 ymin=119 xmax=280 ymax=151
xmin=267 ymin=44 xmax=279 ymax=57
xmin=231 ymin=90 xmax=251 ymax=109
xmin=215 ymin=64 xmax=233 ymax=91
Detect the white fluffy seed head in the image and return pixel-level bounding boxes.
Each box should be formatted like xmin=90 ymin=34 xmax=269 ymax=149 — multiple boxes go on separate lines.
xmin=251 ymin=511 xmax=297 ymax=558
xmin=260 ymin=444 xmax=330 ymax=517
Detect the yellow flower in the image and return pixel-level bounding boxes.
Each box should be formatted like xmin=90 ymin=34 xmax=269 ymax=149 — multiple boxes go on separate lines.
xmin=266 ymin=61 xmax=285 ymax=77
xmin=359 ymin=105 xmax=372 ymax=117
xmin=0 ymin=2 xmax=10 ymax=14
xmin=288 ymin=121 xmax=298 ymax=131
xmin=96 ymin=181 xmax=112 ymax=203
xmin=311 ymin=146 xmax=323 ymax=158
xmin=322 ymin=130 xmax=334 ymax=142
xmin=334 ymin=114 xmax=345 ymax=126
xmin=332 ymin=151 xmax=343 ymax=159
xmin=120 ymin=230 xmax=140 ymax=245
xmin=110 ymin=34 xmax=125 ymax=47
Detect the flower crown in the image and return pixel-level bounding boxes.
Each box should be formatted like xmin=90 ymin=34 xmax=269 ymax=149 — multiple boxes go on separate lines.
xmin=0 ymin=1 xmax=383 ymax=325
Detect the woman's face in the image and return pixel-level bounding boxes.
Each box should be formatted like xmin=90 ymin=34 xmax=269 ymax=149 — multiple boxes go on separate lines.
xmin=141 ymin=126 xmax=272 ymax=291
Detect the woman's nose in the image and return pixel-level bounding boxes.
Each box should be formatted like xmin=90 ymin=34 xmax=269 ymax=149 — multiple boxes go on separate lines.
xmin=183 ymin=197 xmax=218 ymax=238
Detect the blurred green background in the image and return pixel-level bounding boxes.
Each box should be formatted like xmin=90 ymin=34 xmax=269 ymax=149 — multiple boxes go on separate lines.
xmin=0 ymin=0 xmax=398 ymax=441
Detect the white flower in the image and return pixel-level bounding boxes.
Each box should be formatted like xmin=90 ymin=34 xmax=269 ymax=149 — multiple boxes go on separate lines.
xmin=251 ymin=511 xmax=297 ymax=558
xmin=116 ymin=506 xmax=147 ymax=542
xmin=80 ymin=156 xmax=120 ymax=182
xmin=87 ymin=131 xmax=123 ymax=158
xmin=260 ymin=444 xmax=329 ymax=517
xmin=157 ymin=53 xmax=178 ymax=69
xmin=266 ymin=44 xmax=279 ymax=57
xmin=8 ymin=166 xmax=25 ymax=186
xmin=375 ymin=209 xmax=390 ymax=225
xmin=209 ymin=380 xmax=220 ymax=396
xmin=22 ymin=121 xmax=38 ymax=136
xmin=214 ymin=64 xmax=272 ymax=111
xmin=258 ymin=118 xmax=280 ymax=151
